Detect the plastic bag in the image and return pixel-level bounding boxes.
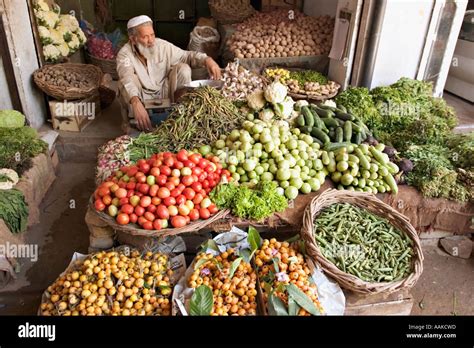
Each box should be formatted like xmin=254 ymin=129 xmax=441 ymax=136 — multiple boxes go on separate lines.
xmin=188 ymin=25 xmax=220 ymax=59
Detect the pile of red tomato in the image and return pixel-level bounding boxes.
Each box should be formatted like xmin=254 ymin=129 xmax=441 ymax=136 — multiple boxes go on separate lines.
xmin=93 ymin=150 xmax=231 ymax=230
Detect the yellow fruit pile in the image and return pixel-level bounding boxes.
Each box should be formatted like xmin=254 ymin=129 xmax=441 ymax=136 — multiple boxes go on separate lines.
xmin=264 ymin=67 xmax=290 ymax=83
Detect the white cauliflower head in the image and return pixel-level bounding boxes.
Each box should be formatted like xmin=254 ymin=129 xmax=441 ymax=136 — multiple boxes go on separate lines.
xmin=35 ymin=9 xmax=59 ymax=29
xmin=49 ymin=28 xmax=64 ymax=45
xmin=57 ymin=42 xmax=70 ymax=57
xmin=38 ymin=26 xmax=52 ymax=45
xmin=246 ymin=90 xmax=266 ymax=111
xmin=59 ymin=14 xmax=79 ymax=32
xmin=43 ymin=44 xmax=61 ymax=62
xmin=67 ymin=33 xmax=81 ymax=51
xmin=264 ymin=81 xmax=288 ymax=104
xmin=273 ymin=96 xmax=295 ymax=120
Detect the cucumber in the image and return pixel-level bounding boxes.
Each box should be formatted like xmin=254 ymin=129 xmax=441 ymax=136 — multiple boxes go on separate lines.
xmin=310 ymin=109 xmax=327 ymax=131
xmin=296 ymin=115 xmax=305 ymax=127
xmin=301 ymin=126 xmax=312 ymax=134
xmin=338 ymin=105 xmax=347 ymax=113
xmin=321 ymin=117 xmax=339 ymax=128
xmin=350 ymin=122 xmax=362 ymax=133
xmin=343 ymin=121 xmax=352 ymax=142
xmin=323 ymin=142 xmax=353 ymax=152
xmin=312 ymin=137 xmax=323 ymax=146
xmin=311 ymin=128 xmax=330 ymax=144
xmin=353 ymin=132 xmax=362 ymax=145
xmin=354 ymin=148 xmax=370 ymax=170
xmin=369 ymin=147 xmax=389 ymax=164
xmin=383 ymin=173 xmax=398 ymax=194
xmin=328 ymin=129 xmax=335 ymax=140
xmin=335 ymin=110 xmax=355 ymax=121
xmin=311 ymin=105 xmax=334 ymax=118
xmin=335 ymin=127 xmax=344 ymax=143
xmin=318 ymin=104 xmax=337 ymax=111
xmin=301 ymin=106 xmax=314 ymax=128
xmin=385 ymin=162 xmax=400 ymax=174
xmin=321 ymin=151 xmax=330 ymax=165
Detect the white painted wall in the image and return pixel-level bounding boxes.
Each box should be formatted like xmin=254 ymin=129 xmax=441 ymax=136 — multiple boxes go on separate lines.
xmin=1 ymin=0 xmax=46 ymax=128
xmin=303 ymin=0 xmax=338 ymax=17
xmin=0 ymin=55 xmax=14 ymax=109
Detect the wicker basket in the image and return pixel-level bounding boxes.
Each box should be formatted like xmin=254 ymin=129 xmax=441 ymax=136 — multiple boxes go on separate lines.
xmin=33 ymin=63 xmax=102 ymax=101
xmin=86 ymin=52 xmax=119 ymax=80
xmin=209 ymin=0 xmax=256 ymax=24
xmin=301 ymin=189 xmax=423 ymax=294
xmin=89 ymin=196 xmax=230 ymax=238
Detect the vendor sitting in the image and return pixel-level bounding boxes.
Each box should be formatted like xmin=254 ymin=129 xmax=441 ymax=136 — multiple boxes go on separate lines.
xmin=117 ymin=15 xmax=221 ymax=133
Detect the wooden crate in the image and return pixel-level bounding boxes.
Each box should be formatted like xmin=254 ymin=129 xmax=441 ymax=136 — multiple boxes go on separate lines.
xmin=345 ymin=289 xmax=414 ymax=315
xmin=49 ymin=95 xmax=100 ymax=132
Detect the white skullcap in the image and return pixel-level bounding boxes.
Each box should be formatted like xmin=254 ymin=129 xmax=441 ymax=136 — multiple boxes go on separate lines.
xmin=127 ymin=15 xmax=153 ymax=30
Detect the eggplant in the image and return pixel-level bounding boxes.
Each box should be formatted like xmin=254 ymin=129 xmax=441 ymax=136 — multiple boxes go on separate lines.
xmin=383 ymin=146 xmax=397 ymax=159
xmin=397 ymin=158 xmax=414 ymax=173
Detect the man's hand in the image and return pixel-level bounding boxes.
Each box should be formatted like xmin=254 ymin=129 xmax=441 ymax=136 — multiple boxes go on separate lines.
xmin=205 ymin=57 xmax=222 ymax=80
xmin=130 ymin=96 xmax=152 ymax=131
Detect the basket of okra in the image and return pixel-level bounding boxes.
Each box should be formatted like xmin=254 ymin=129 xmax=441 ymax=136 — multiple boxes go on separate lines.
xmin=301 ymin=189 xmax=423 ymax=294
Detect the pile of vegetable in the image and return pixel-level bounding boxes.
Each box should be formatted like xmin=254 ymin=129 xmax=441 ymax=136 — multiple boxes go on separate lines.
xmin=227 ymin=10 xmax=333 ymax=59
xmin=210 ymin=181 xmax=288 ymax=221
xmin=0 ymin=189 xmax=29 ymax=234
xmin=209 ymin=119 xmax=327 ymax=200
xmin=0 ymin=121 xmax=48 ymax=175
xmin=40 ymin=249 xmax=174 ymax=316
xmin=245 ymin=81 xmax=295 ymax=121
xmin=209 ymin=0 xmax=256 ymax=23
xmin=255 ymin=237 xmax=324 ymax=316
xmin=129 ymin=87 xmax=245 ymax=158
xmin=94 ymin=150 xmax=230 ymax=230
xmin=313 ymin=203 xmax=414 ymax=282
xmin=0 ymin=169 xmax=19 ymax=190
xmin=221 ymin=61 xmax=266 ymax=101
xmin=96 ymin=135 xmax=132 ymax=185
xmin=34 ymin=0 xmax=86 ymax=62
xmin=34 ymin=69 xmax=93 ymax=89
xmin=188 ymin=249 xmax=258 ymax=316
xmin=295 ymin=104 xmax=372 ymax=145
xmin=87 ymin=35 xmax=116 ymax=60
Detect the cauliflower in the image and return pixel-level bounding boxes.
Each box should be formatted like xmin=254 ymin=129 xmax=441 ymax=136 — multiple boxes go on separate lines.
xmin=57 ymin=42 xmax=70 ymax=57
xmin=35 ymin=9 xmax=59 ymax=29
xmin=76 ymin=29 xmax=87 ymax=44
xmin=264 ymin=81 xmax=288 ymax=104
xmin=67 ymin=33 xmax=80 ymax=51
xmin=258 ymin=108 xmax=274 ymax=122
xmin=273 ymin=96 xmax=295 ymax=120
xmin=0 ymin=169 xmax=19 ymax=190
xmin=35 ymin=0 xmax=49 ymax=12
xmin=49 ymin=28 xmax=64 ymax=45
xmin=0 ymin=110 xmax=25 ymax=128
xmin=322 ymin=99 xmax=337 ymax=108
xmin=59 ymin=14 xmax=80 ymax=32
xmin=294 ymin=100 xmax=309 ymax=111
xmin=57 ymin=24 xmax=72 ymax=42
xmin=43 ymin=44 xmax=61 ymax=62
xmin=246 ymin=90 xmax=266 ymax=111
xmin=38 ymin=26 xmax=52 ymax=45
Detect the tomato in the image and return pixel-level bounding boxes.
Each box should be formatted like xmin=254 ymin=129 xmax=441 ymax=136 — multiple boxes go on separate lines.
xmin=183 ymin=188 xmax=196 ymax=200
xmin=170 ymin=188 xmax=180 ymax=198
xmin=138 ymin=216 xmax=147 ymax=226
xmin=176 ymin=194 xmax=186 ymax=206
xmin=137 ymin=159 xmax=147 ymax=167
xmin=208 ymin=203 xmax=218 ymax=215
xmin=94 ymin=199 xmax=106 ymax=211
xmin=205 ymin=165 xmax=216 ymax=174
xmin=127 ymin=167 xmax=138 ymax=177
xmin=193 ymin=193 xmax=204 ymax=205
xmin=189 ymin=209 xmax=199 ymax=221
xmin=146 ymin=175 xmax=156 ymax=186
xmin=139 ymin=163 xmax=150 ymax=174
xmin=202 ymin=180 xmax=210 ymax=189
xmin=119 ymin=197 xmax=129 ymax=206
xmin=136 ymin=192 xmax=143 ymax=197
xmin=157 ymin=205 xmax=170 ymax=219
xmin=181 ymin=175 xmax=194 ymax=187
xmin=198 ymin=158 xmax=209 ymax=169
xmin=169 ymin=176 xmax=180 ymax=187
xmin=116 ymin=213 xmax=130 ymax=225
xmin=199 ymin=189 xmax=207 ymax=196
xmin=163 ymin=197 xmax=176 ymax=207
xmin=143 ymin=221 xmax=153 ymax=230
xmin=149 ymin=184 xmax=159 ymax=197
xmin=198 ymin=173 xmax=207 ymax=182
xmin=136 ymin=175 xmax=147 ymax=184
xmin=191 ymin=182 xmax=202 ymax=192
xmin=164 ymin=182 xmax=175 ymax=191
xmin=185 ymin=216 xmax=190 ymax=224
xmin=149 ymin=167 xmax=160 ymax=177
xmin=168 ymin=205 xmax=178 ymax=217
xmin=140 ymin=196 xmax=151 ymax=208
xmin=129 ymin=213 xmax=138 ymax=224
xmin=147 ymin=204 xmax=156 ymax=213
xmin=110 ymin=184 xmax=119 ymax=193
xmin=144 ymin=212 xmax=155 ymax=222
xmin=189 ymin=153 xmax=202 ymax=165
xmin=126 ymin=182 xmax=136 ymax=190
xmin=158 ymin=187 xmax=171 ymax=199
xmin=216 ymin=163 xmax=223 ymax=171
xmin=121 ymin=175 xmax=130 ymax=183
xmin=156 ymin=175 xmax=167 ymax=186
xmin=139 ymin=184 xmax=150 ymax=195
xmin=127 ymin=189 xmax=134 ymax=198
xmin=174 ymin=161 xmax=184 ymax=170
xmin=115 ymin=188 xmax=127 ymax=199
xmin=192 ymin=167 xmax=202 ymax=176
xmin=222 ymin=169 xmax=231 ymax=178
xmin=134 ymin=206 xmax=145 ymax=217
xmin=161 ymin=219 xmax=169 ymax=229
xmin=120 ymin=166 xmax=129 ymax=173
xmin=171 ymin=169 xmax=181 ymax=178
xmin=118 ymin=182 xmax=127 ymax=189
xmin=208 ymin=179 xmax=216 ymax=188
xmin=200 ymin=198 xmax=212 ymax=209
xmin=153 ymin=219 xmax=163 ymax=231
xmin=111 ymin=197 xmax=120 ymax=206
xmin=163 ymin=157 xmax=175 ymax=168
xmin=171 ymin=216 xmax=187 ymax=228
xmin=159 ymin=166 xmax=171 ymax=177
xmin=199 ymin=208 xmax=211 ymax=220
xmin=102 ymin=195 xmax=112 ymax=206
xmin=152 ymin=159 xmax=162 ymax=168
xmin=177 ymin=149 xmax=188 ymax=162
xmin=151 ymin=197 xmax=161 ymax=206
xmin=121 ymin=204 xmax=134 ymax=215
xmin=163 ymin=152 xmax=173 ymax=159
xmin=183 ymin=160 xmax=195 ymax=169
xmin=178 ymin=204 xmax=190 ymax=216
xmin=181 ymin=167 xmax=192 ymax=176
xmin=177 ymin=184 xmax=186 ymax=193
xmin=129 ymin=195 xmax=140 ymax=207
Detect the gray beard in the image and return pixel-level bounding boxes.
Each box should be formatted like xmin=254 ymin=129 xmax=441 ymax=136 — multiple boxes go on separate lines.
xmin=136 ymin=42 xmax=158 ymax=61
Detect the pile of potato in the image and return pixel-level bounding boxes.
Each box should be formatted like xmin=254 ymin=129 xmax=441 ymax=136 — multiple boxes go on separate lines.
xmin=189 ymin=249 xmax=258 ymax=316
xmin=40 ymin=249 xmax=174 ymax=316
xmin=35 ymin=69 xmax=92 ymax=88
xmin=287 ymin=79 xmax=340 ymax=97
xmin=227 ymin=10 xmax=334 ymax=59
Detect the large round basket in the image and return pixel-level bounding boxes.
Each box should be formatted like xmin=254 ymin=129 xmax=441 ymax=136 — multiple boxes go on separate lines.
xmin=89 ymin=196 xmax=230 ymax=238
xmin=301 ymin=189 xmax=423 ymax=294
xmin=33 ymin=63 xmax=102 ymax=101
xmin=209 ymin=0 xmax=256 ymax=24
xmin=86 ymin=52 xmax=119 ymax=80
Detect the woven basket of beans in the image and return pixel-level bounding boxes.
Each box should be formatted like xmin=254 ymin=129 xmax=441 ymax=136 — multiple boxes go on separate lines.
xmin=300 ymin=189 xmax=423 ymax=294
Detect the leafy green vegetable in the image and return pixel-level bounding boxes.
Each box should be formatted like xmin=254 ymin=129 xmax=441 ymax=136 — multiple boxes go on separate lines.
xmin=289 ymin=70 xmax=328 ymax=87
xmin=210 ymin=181 xmax=288 ymax=221
xmin=0 ymin=189 xmax=29 ymax=234
xmin=189 ymin=285 xmax=214 ymax=316
xmin=0 ymin=110 xmax=26 ymax=128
